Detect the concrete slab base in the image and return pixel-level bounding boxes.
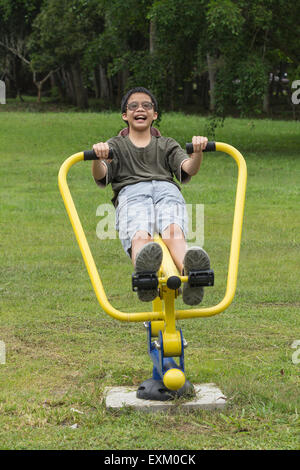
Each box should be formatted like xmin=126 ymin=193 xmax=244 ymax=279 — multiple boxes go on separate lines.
xmin=105 ymin=383 xmax=226 ymax=412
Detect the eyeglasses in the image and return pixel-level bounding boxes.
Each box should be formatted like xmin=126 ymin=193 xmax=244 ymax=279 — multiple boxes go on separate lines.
xmin=127 ymin=101 xmax=154 ymax=111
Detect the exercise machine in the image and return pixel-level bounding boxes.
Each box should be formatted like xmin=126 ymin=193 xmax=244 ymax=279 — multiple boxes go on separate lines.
xmin=58 ymin=141 xmax=247 ymax=400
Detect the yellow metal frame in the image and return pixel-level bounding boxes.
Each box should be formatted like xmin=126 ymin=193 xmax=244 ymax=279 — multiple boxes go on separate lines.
xmin=58 ymin=142 xmax=247 ymax=359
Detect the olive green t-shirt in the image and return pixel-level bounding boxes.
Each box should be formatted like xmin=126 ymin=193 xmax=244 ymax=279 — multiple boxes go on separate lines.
xmin=94 ymin=135 xmax=190 ymax=206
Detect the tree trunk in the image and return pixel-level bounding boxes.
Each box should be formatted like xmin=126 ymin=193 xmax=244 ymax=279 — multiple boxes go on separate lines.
xmin=13 ymin=57 xmax=24 ymax=101
xmin=99 ymin=64 xmax=109 ymax=100
xmin=170 ymin=72 xmax=175 ymax=111
xmin=93 ymin=68 xmax=100 ymax=99
xmin=51 ymin=70 xmax=65 ymax=100
xmin=108 ymin=76 xmax=114 ymax=102
xmin=183 ymin=80 xmax=193 ymax=105
xmin=116 ymin=71 xmax=123 ymax=106
xmin=197 ymin=73 xmax=210 ymax=109
xmin=33 ymin=70 xmax=54 ymax=103
xmin=207 ymin=53 xmax=217 ymax=112
xmin=62 ymin=68 xmax=75 ymax=103
xmin=150 ymin=19 xmax=156 ymax=54
xmin=263 ymin=82 xmax=270 ymax=114
xmin=36 ymin=82 xmax=41 ymax=102
xmin=71 ymin=63 xmax=88 ymax=109
xmin=33 ymin=72 xmax=42 ymax=102
xmin=122 ymin=67 xmax=128 ymax=93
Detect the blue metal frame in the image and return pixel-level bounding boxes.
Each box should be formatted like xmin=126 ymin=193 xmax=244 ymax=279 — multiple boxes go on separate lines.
xmin=146 ymin=321 xmax=185 ymax=381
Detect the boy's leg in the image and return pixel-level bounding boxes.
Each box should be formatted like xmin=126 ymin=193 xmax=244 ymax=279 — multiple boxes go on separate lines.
xmin=162 ymin=223 xmax=210 ymax=305
xmin=132 ymin=231 xmax=163 ymax=302
xmin=131 ymin=230 xmax=153 ymax=267
xmin=154 ymin=181 xmax=189 ymax=273
xmin=161 ymin=223 xmax=187 ymax=273
xmin=116 ymin=182 xmax=156 ymax=261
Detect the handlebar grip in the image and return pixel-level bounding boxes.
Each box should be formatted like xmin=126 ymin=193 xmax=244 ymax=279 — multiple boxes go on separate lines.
xmin=83 ymin=148 xmax=114 ymax=160
xmin=186 ymin=142 xmax=216 ymax=154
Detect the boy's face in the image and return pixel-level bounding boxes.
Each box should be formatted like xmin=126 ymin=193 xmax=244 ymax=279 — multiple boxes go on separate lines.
xmin=122 ymin=92 xmax=158 ymax=131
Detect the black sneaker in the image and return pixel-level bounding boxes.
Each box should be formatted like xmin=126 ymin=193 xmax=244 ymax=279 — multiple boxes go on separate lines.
xmin=135 ymin=242 xmax=163 ymax=302
xmin=182 ymin=247 xmax=210 ymax=305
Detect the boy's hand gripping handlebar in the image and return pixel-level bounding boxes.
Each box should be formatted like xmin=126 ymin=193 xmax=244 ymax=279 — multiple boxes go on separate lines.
xmin=83 ymin=149 xmax=114 ymax=160
xmin=186 ymin=142 xmax=216 ymax=154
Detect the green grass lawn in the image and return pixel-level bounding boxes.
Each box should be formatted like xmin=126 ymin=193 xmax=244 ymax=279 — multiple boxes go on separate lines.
xmin=0 ymin=111 xmax=299 ymax=450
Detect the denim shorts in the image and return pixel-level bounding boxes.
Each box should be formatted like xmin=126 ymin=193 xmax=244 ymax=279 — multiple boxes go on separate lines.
xmin=116 ymin=181 xmax=188 ymax=257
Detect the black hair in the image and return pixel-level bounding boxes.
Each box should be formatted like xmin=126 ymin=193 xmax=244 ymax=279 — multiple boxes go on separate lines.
xmin=121 ymin=87 xmax=158 ymax=113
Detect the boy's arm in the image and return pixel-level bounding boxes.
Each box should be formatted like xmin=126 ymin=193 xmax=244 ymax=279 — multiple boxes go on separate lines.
xmin=181 ymin=136 xmax=208 ymax=176
xmin=91 ymin=142 xmax=110 ymax=180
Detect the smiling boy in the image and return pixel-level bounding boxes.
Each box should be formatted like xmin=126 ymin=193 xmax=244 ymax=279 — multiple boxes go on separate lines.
xmin=91 ymin=86 xmax=210 ymax=305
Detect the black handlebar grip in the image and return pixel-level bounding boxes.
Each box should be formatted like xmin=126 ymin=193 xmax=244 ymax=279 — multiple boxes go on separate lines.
xmin=83 ymin=148 xmax=114 ymax=160
xmin=186 ymin=142 xmax=216 ymax=154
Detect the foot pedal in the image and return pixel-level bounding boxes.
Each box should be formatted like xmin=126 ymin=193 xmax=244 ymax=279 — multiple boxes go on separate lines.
xmin=132 ymin=272 xmax=159 ymax=292
xmin=188 ymin=269 xmax=214 ymax=287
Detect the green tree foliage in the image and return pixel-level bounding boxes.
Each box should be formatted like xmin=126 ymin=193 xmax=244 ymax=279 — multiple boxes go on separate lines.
xmin=30 ymin=0 xmax=104 ymax=70
xmin=29 ymin=0 xmax=106 ymax=107
xmin=0 ymin=0 xmax=298 ymax=116
xmin=0 ymin=0 xmax=42 ymax=98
